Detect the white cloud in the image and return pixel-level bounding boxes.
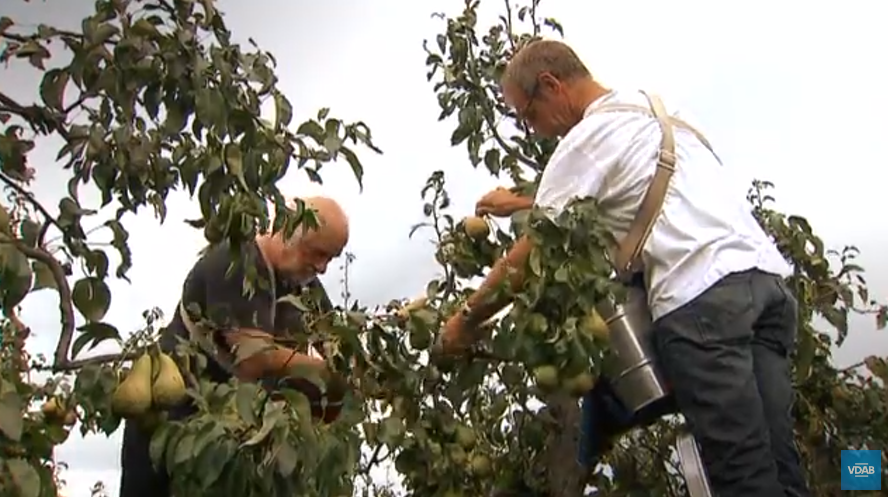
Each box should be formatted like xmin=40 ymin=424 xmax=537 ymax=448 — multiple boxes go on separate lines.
xmin=5 ymin=0 xmax=887 ymax=496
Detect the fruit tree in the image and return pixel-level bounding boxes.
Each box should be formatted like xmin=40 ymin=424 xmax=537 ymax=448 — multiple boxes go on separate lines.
xmin=1 ymin=1 xmax=887 ymax=497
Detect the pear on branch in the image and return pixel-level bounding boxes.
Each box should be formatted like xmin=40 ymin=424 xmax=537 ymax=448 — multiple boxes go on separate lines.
xmin=396 ymin=296 xmax=428 ymax=320
xmin=151 ymin=352 xmax=187 ymax=408
xmin=111 ymin=353 xmax=153 ymax=419
xmin=579 ymin=310 xmax=609 ymax=342
xmin=462 ymin=215 xmax=490 ymax=240
xmin=41 ymin=396 xmax=78 ymax=426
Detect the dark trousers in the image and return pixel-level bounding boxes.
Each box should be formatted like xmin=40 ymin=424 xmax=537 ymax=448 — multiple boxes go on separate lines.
xmin=120 ymin=329 xmax=218 ymax=497
xmin=119 ymin=419 xmax=170 ymax=497
xmin=652 ymin=269 xmax=811 ymax=497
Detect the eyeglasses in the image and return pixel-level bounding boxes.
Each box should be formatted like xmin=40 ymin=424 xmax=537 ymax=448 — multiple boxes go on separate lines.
xmin=514 ymin=78 xmax=541 ymax=125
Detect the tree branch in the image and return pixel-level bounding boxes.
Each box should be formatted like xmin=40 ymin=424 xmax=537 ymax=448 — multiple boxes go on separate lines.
xmin=0 ymin=91 xmax=70 ymax=139
xmin=0 ymin=172 xmax=62 ymax=245
xmin=5 ymin=240 xmax=76 ymax=368
xmin=10 ymin=238 xmax=140 ymax=372
xmin=44 ymin=350 xmax=140 ymax=372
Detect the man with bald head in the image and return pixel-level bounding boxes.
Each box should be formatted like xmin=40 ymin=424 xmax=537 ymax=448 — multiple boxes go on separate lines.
xmin=119 ymin=196 xmax=350 ymax=497
xmin=442 ymin=40 xmax=810 ymax=496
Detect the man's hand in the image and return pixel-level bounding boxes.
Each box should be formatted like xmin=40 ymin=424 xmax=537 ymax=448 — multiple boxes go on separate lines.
xmin=438 ymin=313 xmax=474 ymax=356
xmin=475 ymin=187 xmax=532 ymax=217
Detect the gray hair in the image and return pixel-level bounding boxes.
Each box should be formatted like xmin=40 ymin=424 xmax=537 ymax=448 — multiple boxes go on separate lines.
xmin=501 ymin=39 xmax=592 ymax=97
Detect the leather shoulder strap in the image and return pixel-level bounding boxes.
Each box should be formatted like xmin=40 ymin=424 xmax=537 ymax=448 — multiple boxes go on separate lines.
xmin=593 ymin=103 xmax=722 ymax=165
xmin=590 ymin=91 xmax=717 ymax=278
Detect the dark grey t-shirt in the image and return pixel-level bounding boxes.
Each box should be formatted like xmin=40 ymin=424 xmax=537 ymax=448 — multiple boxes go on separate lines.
xmin=159 ymin=240 xmax=332 ymax=383
xmin=121 ymin=240 xmax=333 ymax=497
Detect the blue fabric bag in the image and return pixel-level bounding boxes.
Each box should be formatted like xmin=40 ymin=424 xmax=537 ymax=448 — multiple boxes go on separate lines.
xmin=577 ymin=375 xmax=678 ymax=468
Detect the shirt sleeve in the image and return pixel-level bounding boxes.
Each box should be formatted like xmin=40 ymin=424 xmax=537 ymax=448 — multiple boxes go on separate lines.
xmin=187 ymin=243 xmax=276 ymax=334
xmin=533 ymin=131 xmax=607 ymax=217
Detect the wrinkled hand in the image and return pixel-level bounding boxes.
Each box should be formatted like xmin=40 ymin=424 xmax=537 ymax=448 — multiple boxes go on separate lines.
xmin=475 ymin=186 xmax=521 ymax=217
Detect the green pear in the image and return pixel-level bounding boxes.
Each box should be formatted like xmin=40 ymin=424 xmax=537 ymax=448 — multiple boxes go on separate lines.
xmin=111 ymin=354 xmax=153 ymax=418
xmin=151 ymin=352 xmax=186 ymax=408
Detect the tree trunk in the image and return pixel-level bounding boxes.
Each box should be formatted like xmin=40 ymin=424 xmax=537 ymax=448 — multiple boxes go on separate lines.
xmin=540 ymin=392 xmax=587 ymax=497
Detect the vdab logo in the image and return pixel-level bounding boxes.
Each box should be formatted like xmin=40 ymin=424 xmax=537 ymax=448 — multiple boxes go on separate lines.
xmin=841 ymin=449 xmax=881 ymax=491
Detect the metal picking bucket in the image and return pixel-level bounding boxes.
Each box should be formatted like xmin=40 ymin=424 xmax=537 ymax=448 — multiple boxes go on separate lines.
xmin=596 ymin=285 xmax=670 ymax=413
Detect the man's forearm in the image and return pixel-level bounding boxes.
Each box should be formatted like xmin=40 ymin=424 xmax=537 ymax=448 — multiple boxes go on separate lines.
xmin=224 ymin=329 xmax=325 ymax=381
xmin=463 ymin=235 xmax=534 ymax=326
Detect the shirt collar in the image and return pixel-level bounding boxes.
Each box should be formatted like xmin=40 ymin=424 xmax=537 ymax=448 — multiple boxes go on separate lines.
xmin=583 ymin=89 xmax=618 ymax=118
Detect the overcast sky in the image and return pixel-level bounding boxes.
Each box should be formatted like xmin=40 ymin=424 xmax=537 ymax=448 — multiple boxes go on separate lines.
xmin=5 ymin=0 xmax=887 ymax=495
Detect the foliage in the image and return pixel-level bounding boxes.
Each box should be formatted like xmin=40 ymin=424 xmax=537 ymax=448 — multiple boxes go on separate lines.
xmin=1 ymin=1 xmax=886 ymax=497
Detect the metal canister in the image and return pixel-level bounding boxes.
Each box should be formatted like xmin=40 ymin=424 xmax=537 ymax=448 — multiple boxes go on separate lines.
xmin=595 ymin=285 xmax=670 ymax=413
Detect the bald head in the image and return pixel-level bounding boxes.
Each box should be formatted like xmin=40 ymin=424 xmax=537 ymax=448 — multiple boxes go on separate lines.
xmin=502 ymin=39 xmax=592 ymax=98
xmin=264 ymin=195 xmax=350 ymax=283
xmin=292 ymin=196 xmax=349 ymax=240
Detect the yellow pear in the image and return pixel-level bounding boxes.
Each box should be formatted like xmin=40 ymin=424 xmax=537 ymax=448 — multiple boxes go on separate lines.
xmin=111 ymin=353 xmax=153 ymax=418
xmin=151 ymin=352 xmax=187 ymax=408
xmin=469 ymin=454 xmax=492 ymax=476
xmin=41 ymin=397 xmax=78 ymax=426
xmin=396 ymin=297 xmax=428 ymax=320
xmin=463 ymin=216 xmax=489 ymax=240
xmin=41 ymin=397 xmax=65 ymax=418
xmin=533 ymin=365 xmax=559 ymax=391
xmin=454 ymin=424 xmax=477 ymax=450
xmin=562 ymin=371 xmax=596 ymax=397
xmin=580 ymin=310 xmax=610 ymax=342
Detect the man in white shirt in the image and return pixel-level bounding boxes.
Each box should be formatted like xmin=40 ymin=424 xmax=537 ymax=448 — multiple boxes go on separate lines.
xmin=440 ymin=39 xmax=810 ymax=497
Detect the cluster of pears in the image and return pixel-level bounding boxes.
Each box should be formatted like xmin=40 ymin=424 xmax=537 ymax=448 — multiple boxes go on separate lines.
xmin=531 ymin=310 xmax=611 ymax=397
xmin=423 ymin=421 xmax=493 ymax=482
xmin=110 ymin=350 xmax=187 ymax=425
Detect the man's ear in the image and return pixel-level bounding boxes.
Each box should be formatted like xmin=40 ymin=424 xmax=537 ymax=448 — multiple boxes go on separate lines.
xmin=538 ymin=72 xmax=558 ymax=88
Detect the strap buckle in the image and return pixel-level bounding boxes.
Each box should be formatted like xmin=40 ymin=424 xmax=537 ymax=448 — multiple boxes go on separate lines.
xmin=656 ymin=149 xmax=677 ymax=171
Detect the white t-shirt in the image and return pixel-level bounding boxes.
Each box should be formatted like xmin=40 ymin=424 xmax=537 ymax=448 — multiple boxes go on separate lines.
xmin=534 ymin=89 xmax=791 ymax=320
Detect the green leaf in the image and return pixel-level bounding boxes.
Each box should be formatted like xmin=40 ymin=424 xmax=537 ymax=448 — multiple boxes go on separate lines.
xmin=0 ymin=245 xmax=34 ymax=312
xmin=31 ymin=261 xmax=57 ymax=291
xmin=794 ymin=328 xmax=816 ymax=383
xmin=528 ymin=247 xmax=542 ymax=276
xmin=149 ymin=422 xmax=176 ymax=467
xmin=39 ymin=68 xmax=70 ymax=111
xmin=235 ymin=382 xmax=258 ymax=426
xmin=242 ymin=404 xmax=283 ymax=447
xmin=192 ymin=421 xmax=225 ymax=460
xmin=163 ymin=104 xmax=187 ymax=135
xmin=232 ymin=337 xmax=277 ymax=366
xmin=273 ymin=92 xmax=293 ymax=128
xmin=483 ymin=148 xmax=501 ymax=175
xmin=0 ymin=17 xmax=13 ymax=35
xmin=195 ymin=439 xmax=234 ymax=491
xmin=0 ymin=390 xmax=24 ymax=441
xmin=18 ymin=219 xmax=40 ymax=247
xmin=274 ymin=439 xmax=299 ymax=477
xmin=174 ymin=433 xmax=196 ymax=465
xmin=224 ymin=143 xmax=249 ymax=190
xmin=340 ymin=147 xmax=364 ymax=192
xmin=72 ymin=322 xmax=121 ymax=358
xmin=71 ymin=276 xmax=111 ymax=322
xmin=378 ymin=416 xmax=405 ymax=447
xmin=5 ymin=458 xmax=41 ymax=497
